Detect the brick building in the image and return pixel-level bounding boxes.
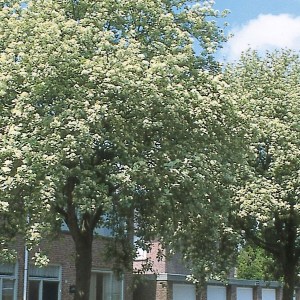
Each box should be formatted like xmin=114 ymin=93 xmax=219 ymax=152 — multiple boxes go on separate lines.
xmin=133 ymin=241 xmax=197 ymax=300
xmin=133 ymin=241 xmax=300 ymax=300
xmin=2 ymin=236 xmax=300 ymax=300
xmin=0 ymin=232 xmax=133 ymax=300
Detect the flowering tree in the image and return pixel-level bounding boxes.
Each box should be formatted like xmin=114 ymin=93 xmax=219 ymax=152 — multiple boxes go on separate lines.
xmin=226 ymin=50 xmax=300 ymax=300
xmin=0 ymin=1 xmax=238 ymax=299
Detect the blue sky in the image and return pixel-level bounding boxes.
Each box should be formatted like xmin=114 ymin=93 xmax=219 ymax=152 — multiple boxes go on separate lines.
xmin=212 ymin=0 xmax=300 ymax=61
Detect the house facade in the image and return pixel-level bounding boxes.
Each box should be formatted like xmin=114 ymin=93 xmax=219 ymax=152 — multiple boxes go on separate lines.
xmin=133 ymin=241 xmax=300 ymax=300
xmin=2 ymin=236 xmax=300 ymax=300
xmin=1 ymin=233 xmax=132 ymax=300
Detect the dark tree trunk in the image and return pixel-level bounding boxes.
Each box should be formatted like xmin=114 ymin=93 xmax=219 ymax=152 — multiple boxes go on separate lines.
xmin=60 ymin=176 xmax=96 ymax=300
xmin=281 ymin=245 xmax=297 ymax=300
xmin=279 ymin=207 xmax=298 ymax=300
xmin=246 ymin=207 xmax=300 ymax=300
xmin=282 ymin=262 xmax=296 ymax=300
xmin=73 ymin=233 xmax=93 ymax=300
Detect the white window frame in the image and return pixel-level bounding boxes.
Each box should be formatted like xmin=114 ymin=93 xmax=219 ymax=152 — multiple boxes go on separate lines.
xmin=28 ymin=265 xmax=62 ymax=300
xmin=0 ymin=263 xmax=17 ymax=300
xmin=90 ymin=269 xmax=124 ymax=300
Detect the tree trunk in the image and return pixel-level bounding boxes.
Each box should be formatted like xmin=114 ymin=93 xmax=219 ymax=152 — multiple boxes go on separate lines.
xmin=281 ymin=207 xmax=298 ymax=300
xmin=74 ymin=233 xmax=93 ymax=300
xmin=282 ymin=260 xmax=296 ymax=300
xmin=61 ymin=177 xmax=95 ymax=300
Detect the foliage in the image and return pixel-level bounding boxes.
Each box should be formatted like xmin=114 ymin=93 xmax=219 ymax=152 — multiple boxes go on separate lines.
xmin=0 ymin=1 xmax=241 ymax=298
xmin=225 ymin=49 xmax=300 ymax=300
xmin=236 ymin=244 xmax=276 ymax=280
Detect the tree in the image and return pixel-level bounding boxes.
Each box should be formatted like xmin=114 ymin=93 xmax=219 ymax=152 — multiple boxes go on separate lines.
xmin=0 ymin=1 xmax=236 ymax=299
xmin=236 ymin=244 xmax=275 ymax=280
xmin=225 ymin=50 xmax=300 ymax=300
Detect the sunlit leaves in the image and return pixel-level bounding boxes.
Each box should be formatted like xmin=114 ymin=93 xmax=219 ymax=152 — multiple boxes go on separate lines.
xmin=226 ymin=50 xmax=300 ymax=223
xmin=0 ymin=1 xmax=236 ymax=278
xmin=225 ymin=50 xmax=300 ymax=295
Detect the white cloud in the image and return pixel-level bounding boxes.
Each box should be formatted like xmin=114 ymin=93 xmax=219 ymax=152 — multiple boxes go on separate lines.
xmin=220 ymin=14 xmax=300 ymax=61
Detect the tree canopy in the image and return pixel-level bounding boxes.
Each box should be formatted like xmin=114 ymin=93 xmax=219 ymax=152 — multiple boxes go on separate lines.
xmin=225 ymin=49 xmax=300 ymax=300
xmin=0 ymin=1 xmax=240 ymax=299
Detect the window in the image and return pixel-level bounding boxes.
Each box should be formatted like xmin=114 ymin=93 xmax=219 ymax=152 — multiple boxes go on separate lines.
xmin=28 ymin=265 xmax=61 ymax=300
xmin=61 ymin=220 xmax=113 ymax=237
xmin=89 ymin=271 xmax=123 ymax=300
xmin=133 ymin=236 xmax=147 ymax=261
xmin=0 ymin=264 xmax=16 ymax=300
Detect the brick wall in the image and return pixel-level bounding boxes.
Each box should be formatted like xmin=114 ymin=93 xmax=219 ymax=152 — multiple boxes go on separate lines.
xmin=156 ymin=280 xmax=172 ymax=300
xmin=133 ymin=275 xmax=300 ymax=300
xmin=13 ymin=233 xmax=133 ymax=300
xmin=134 ymin=241 xmax=167 ymax=274
xmin=133 ymin=278 xmax=173 ymax=300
